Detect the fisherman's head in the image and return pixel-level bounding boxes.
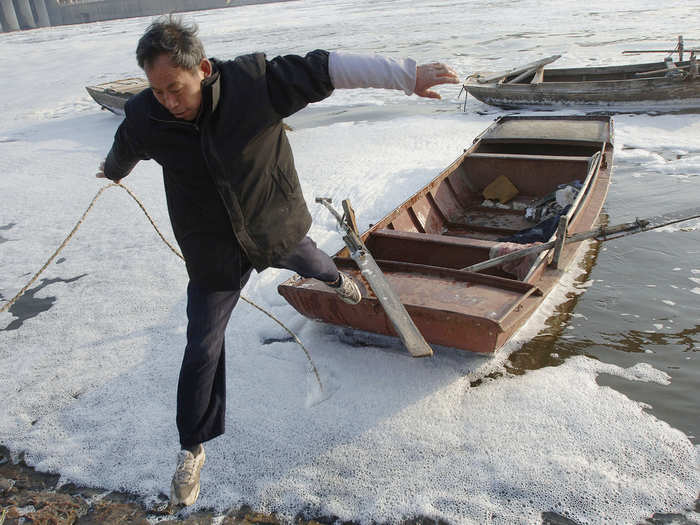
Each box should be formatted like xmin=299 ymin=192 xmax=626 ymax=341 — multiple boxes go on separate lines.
xmin=136 ymin=16 xmax=211 ymax=121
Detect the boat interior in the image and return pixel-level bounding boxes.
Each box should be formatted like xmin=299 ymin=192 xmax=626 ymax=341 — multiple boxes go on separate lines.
xmin=510 ymin=60 xmax=693 ymax=84
xmin=88 ymin=77 xmax=148 ymax=96
xmin=335 ymin=118 xmax=609 ymax=282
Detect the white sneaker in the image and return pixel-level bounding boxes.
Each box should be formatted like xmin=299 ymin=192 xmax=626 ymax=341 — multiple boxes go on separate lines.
xmin=328 ymin=271 xmax=361 ymax=305
xmin=170 ymin=444 xmax=205 ymax=506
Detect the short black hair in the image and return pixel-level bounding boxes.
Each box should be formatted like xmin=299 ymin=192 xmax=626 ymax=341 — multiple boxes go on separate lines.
xmin=136 ymin=15 xmax=206 ymax=70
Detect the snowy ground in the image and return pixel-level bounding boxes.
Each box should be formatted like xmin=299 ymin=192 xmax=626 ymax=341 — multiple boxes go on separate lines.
xmin=1 ymin=1 xmax=699 ymax=523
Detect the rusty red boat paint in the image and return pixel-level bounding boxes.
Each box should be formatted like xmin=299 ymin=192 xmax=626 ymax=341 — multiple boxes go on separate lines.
xmin=278 ymin=115 xmax=614 ymax=354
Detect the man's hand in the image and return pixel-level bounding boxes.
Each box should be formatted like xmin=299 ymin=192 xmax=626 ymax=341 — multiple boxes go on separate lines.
xmin=415 ymin=62 xmax=460 ymax=99
xmin=96 ymin=160 xmax=121 ymax=184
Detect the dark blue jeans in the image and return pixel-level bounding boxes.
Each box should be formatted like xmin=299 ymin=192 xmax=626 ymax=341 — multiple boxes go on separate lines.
xmin=176 ymin=236 xmax=338 ymax=447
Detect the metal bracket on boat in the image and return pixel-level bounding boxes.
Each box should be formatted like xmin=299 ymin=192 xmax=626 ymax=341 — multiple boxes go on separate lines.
xmin=315 ymin=197 xmax=434 ymax=358
xmin=552 ymin=214 xmax=569 ymax=269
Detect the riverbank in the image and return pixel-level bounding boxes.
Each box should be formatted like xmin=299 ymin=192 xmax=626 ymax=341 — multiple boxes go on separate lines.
xmin=0 ymin=446 xmax=302 ymax=524
xmin=1 ymin=446 xmax=698 ymax=524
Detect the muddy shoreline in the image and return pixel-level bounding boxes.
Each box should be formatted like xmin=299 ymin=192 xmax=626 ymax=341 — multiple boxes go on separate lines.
xmin=0 ymin=446 xmax=322 ymax=525
xmin=1 ymin=446 xmax=697 ymax=525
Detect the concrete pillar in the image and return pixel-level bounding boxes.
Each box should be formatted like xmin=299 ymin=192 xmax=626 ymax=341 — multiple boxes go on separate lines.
xmin=44 ymin=0 xmax=62 ymax=26
xmin=0 ymin=0 xmax=20 ymax=31
xmin=31 ymin=0 xmax=49 ymax=26
xmin=13 ymin=0 xmax=36 ymax=29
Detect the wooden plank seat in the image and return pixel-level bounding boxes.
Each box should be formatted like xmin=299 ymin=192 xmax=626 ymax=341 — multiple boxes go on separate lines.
xmin=364 ymin=228 xmax=501 ymax=271
xmin=467 ymin=153 xmax=594 ymax=162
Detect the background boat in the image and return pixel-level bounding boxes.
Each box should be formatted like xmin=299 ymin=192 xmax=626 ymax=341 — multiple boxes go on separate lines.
xmin=464 ymin=41 xmax=700 ymax=109
xmin=85 ymin=77 xmax=148 ymax=115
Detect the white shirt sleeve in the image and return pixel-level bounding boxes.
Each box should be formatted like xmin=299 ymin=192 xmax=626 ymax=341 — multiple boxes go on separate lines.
xmin=329 ymin=51 xmax=417 ymax=95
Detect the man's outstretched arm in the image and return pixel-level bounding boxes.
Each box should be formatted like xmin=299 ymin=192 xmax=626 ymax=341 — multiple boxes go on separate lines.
xmin=265 ymin=50 xmax=460 ymax=118
xmin=328 ymin=51 xmax=460 ymax=98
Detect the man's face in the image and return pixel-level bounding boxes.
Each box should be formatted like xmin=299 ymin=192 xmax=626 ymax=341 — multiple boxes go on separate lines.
xmin=145 ymin=53 xmax=210 ymax=121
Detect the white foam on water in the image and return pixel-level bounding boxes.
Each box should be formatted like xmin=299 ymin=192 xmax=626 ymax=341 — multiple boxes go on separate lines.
xmin=1 ymin=1 xmax=699 ymax=523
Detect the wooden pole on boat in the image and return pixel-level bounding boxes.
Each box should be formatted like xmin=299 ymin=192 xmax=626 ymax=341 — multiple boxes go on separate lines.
xmin=507 ymin=66 xmax=540 ymax=84
xmin=530 ymin=66 xmax=545 ymax=84
xmin=623 ymin=46 xmax=699 ymax=56
xmin=623 ymin=35 xmax=697 ymax=59
xmin=462 ymin=206 xmax=700 ymax=274
xmin=623 ymin=50 xmax=699 ymax=54
xmin=316 ymin=197 xmax=433 ymax=358
xmin=476 ymin=55 xmax=561 ymax=84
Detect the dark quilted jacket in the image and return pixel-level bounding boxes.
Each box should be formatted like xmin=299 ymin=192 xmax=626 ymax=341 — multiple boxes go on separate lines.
xmin=104 ymin=51 xmax=334 ymax=288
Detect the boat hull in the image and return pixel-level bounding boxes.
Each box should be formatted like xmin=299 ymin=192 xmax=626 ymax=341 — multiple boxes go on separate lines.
xmin=85 ymin=78 xmax=148 ymax=115
xmin=465 ymin=60 xmax=700 ymax=108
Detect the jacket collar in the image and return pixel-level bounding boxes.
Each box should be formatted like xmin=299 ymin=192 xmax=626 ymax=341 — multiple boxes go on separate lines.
xmin=206 ymin=58 xmax=222 ymax=113
xmin=199 ymin=59 xmax=222 ymax=119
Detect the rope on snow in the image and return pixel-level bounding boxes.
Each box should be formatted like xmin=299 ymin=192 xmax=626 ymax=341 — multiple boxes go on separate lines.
xmin=0 ymin=182 xmax=323 ymax=391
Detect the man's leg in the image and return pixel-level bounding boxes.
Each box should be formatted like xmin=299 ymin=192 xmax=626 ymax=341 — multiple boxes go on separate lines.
xmin=171 ymin=279 xmax=247 ymax=506
xmin=273 ymin=236 xmax=361 ymax=304
xmin=177 ymin=281 xmax=241 ymax=447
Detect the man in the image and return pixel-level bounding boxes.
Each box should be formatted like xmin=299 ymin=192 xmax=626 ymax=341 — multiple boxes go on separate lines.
xmin=97 ymin=16 xmax=459 ymax=506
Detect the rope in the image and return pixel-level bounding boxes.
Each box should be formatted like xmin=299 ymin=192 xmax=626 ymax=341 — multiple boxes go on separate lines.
xmin=0 ymin=184 xmax=111 ymax=315
xmin=1 ymin=182 xmax=323 ymax=391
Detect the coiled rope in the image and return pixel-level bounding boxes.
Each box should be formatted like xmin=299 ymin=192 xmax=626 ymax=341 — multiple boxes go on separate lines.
xmin=0 ymin=182 xmax=323 ymax=390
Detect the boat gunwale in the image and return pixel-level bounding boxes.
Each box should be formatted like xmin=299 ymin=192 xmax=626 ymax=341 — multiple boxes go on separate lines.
xmin=531 ymin=59 xmax=693 ymax=77
xmin=466 ymin=76 xmax=696 ymax=90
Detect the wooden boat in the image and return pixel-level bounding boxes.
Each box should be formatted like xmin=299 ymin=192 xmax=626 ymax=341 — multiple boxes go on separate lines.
xmin=464 ymin=52 xmax=700 ymax=109
xmin=278 ymin=115 xmax=614 ymax=354
xmin=85 ymin=78 xmax=148 ymax=115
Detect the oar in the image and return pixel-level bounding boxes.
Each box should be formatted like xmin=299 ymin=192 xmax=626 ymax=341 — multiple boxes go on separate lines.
xmin=475 ymin=55 xmax=561 ymax=84
xmin=463 ymin=206 xmax=700 ymax=274
xmin=623 ymin=49 xmax=699 ymax=54
xmin=316 ymin=197 xmax=433 ymax=358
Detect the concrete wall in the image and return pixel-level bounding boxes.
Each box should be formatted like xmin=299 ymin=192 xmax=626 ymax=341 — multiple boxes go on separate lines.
xmin=0 ymin=0 xmax=292 ymax=32
xmin=0 ymin=0 xmax=21 ymax=31
xmin=1 ymin=0 xmax=52 ymax=30
xmin=33 ymin=0 xmax=51 ymax=27
xmin=13 ymin=0 xmax=37 ymax=29
xmin=57 ymin=0 xmax=288 ymax=25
